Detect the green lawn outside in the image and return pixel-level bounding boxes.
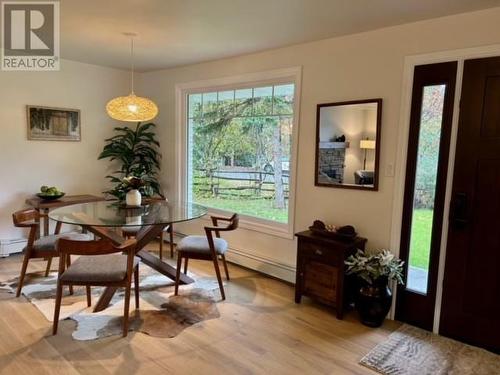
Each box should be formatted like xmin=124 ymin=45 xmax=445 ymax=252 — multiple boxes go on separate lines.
xmin=409 ymin=209 xmax=433 ymax=270
xmin=194 ymin=196 xmax=288 ymax=223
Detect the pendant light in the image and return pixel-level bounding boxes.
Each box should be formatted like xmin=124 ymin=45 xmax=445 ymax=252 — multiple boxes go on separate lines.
xmin=106 ymin=33 xmax=158 ymax=122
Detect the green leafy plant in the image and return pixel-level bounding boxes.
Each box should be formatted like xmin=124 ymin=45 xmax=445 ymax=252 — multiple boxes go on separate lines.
xmin=98 ymin=122 xmax=162 ymax=200
xmin=122 ymin=176 xmax=146 ymax=191
xmin=345 ymin=249 xmax=404 ymax=285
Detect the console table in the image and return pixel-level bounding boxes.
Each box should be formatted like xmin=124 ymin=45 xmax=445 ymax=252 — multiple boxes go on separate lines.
xmin=294 ymin=230 xmax=367 ymax=319
xmin=26 ymin=194 xmax=104 ymax=237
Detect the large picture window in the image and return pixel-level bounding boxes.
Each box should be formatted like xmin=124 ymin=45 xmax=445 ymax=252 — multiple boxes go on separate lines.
xmin=186 ymin=82 xmax=296 ymax=224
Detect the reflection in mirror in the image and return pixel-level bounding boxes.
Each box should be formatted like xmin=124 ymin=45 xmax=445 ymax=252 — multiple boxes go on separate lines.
xmin=315 ymin=99 xmax=381 ymax=190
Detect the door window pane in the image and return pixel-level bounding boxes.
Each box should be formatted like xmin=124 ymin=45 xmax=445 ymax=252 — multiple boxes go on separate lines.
xmin=407 ymin=84 xmax=446 ymax=294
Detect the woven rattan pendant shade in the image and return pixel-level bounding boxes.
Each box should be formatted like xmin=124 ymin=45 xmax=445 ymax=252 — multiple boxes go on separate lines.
xmin=106 ymin=34 xmax=158 ymax=122
xmin=106 ymin=94 xmax=158 ymax=122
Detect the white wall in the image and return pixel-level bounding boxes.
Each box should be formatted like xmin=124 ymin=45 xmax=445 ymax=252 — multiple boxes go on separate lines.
xmin=0 ymin=60 xmax=128 ymax=239
xmin=138 ymin=7 xmax=500 ymax=282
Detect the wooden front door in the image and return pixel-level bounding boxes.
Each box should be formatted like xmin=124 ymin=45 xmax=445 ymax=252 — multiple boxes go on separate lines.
xmin=440 ymin=56 xmax=500 ymax=353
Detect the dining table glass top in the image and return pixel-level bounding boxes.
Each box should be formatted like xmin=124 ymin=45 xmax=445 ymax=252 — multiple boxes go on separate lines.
xmin=48 ymin=200 xmax=208 ymax=227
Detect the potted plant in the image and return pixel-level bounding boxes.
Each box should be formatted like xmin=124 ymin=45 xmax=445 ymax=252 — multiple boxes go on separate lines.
xmin=345 ymin=249 xmax=404 ymax=327
xmin=98 ymin=122 xmax=163 ymax=201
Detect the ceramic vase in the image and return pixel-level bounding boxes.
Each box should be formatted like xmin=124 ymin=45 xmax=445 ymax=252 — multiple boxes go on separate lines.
xmin=126 ymin=189 xmax=141 ymax=207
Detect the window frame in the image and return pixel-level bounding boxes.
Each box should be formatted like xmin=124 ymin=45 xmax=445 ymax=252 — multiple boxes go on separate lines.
xmin=175 ymin=67 xmax=302 ymax=239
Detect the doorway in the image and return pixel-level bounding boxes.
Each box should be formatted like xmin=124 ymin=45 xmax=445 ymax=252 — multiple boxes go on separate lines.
xmin=396 ymin=56 xmax=500 ymax=353
xmin=395 ymin=62 xmax=457 ymax=330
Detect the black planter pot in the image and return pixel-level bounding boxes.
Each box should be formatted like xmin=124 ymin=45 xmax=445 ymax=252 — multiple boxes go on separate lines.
xmin=356 ymin=277 xmax=392 ymax=327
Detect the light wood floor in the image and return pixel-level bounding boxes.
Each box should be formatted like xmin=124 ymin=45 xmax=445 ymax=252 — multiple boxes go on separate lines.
xmin=0 ymin=242 xmax=399 ymax=375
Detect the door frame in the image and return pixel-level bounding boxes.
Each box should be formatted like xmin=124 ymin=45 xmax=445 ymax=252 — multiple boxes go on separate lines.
xmin=395 ymin=62 xmax=457 ymax=330
xmin=390 ymin=43 xmax=500 ymax=332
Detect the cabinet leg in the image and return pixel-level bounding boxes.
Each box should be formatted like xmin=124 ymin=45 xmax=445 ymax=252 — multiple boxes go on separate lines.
xmin=295 ymin=290 xmax=302 ymax=304
xmin=336 ymin=308 xmax=343 ymax=320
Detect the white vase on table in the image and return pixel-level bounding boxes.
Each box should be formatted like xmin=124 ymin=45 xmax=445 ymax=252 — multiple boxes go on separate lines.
xmin=125 ymin=215 xmax=143 ymax=226
xmin=126 ymin=189 xmax=141 ymax=207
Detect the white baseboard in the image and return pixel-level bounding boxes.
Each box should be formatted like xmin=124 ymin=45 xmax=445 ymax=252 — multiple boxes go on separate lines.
xmin=0 ymin=239 xmax=27 ymax=257
xmin=225 ymin=247 xmax=296 ymax=283
xmin=172 ymin=232 xmax=296 ymax=283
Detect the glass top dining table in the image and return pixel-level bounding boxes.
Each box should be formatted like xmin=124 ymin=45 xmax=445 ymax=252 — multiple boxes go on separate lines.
xmin=48 ymin=199 xmax=208 ymax=312
xmin=48 ymin=200 xmax=208 ymax=227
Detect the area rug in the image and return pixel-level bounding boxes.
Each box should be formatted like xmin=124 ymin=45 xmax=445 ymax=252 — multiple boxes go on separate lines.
xmin=0 ymin=260 xmax=221 ymax=341
xmin=360 ymin=324 xmax=500 ymax=375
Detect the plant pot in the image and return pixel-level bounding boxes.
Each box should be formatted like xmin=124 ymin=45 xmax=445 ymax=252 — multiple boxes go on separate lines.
xmin=356 ymin=277 xmax=392 ymax=327
xmin=126 ymin=189 xmax=142 ymax=207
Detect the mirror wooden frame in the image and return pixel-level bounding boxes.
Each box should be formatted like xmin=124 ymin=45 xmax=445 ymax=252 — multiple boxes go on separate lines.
xmin=314 ymin=98 xmax=382 ymax=191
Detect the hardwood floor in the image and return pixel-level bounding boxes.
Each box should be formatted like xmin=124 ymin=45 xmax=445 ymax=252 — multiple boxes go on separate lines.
xmin=0 ymin=241 xmax=399 ymax=374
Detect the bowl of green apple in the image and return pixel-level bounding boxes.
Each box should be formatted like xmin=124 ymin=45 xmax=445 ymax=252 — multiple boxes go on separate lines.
xmin=36 ymin=186 xmax=65 ymax=201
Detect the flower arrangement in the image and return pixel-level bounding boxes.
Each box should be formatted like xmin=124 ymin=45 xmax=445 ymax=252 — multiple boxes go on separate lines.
xmin=345 ymin=249 xmax=404 ymax=285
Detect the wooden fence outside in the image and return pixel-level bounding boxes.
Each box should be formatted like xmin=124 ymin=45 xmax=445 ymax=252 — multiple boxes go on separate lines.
xmin=194 ymin=168 xmax=289 ymax=199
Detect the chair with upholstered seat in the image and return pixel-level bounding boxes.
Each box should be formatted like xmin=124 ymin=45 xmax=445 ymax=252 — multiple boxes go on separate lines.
xmin=53 ymin=238 xmax=140 ymax=337
xmin=175 ymin=213 xmax=239 ymax=300
xmin=12 ymin=208 xmax=90 ymax=297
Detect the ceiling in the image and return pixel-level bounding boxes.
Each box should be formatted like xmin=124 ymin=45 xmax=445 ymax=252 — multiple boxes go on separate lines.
xmin=60 ymin=0 xmax=500 ymax=71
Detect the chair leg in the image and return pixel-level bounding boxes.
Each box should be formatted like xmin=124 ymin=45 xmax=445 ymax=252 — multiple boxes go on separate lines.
xmin=16 ymin=252 xmax=31 ymax=297
xmin=169 ymin=226 xmax=174 ymax=258
xmin=183 ymin=258 xmax=189 ymax=275
xmin=66 ymin=255 xmax=73 ymax=295
xmin=45 ymin=257 xmax=52 ymax=277
xmin=134 ymin=265 xmax=139 ymax=309
xmin=86 ymin=286 xmax=91 ymax=307
xmin=174 ymin=254 xmax=182 ymax=296
xmin=221 ymin=254 xmax=230 ymax=281
xmin=53 ymin=281 xmax=63 ymax=335
xmin=159 ymin=231 xmax=164 ymax=260
xmin=123 ymin=283 xmax=132 ymax=337
xmin=212 ymin=256 xmax=226 ymax=300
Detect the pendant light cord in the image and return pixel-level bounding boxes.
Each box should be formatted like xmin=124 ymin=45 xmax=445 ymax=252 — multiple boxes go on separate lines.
xmin=130 ymin=36 xmax=135 ymax=94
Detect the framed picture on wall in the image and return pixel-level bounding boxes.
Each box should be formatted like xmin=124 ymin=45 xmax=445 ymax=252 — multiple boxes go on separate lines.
xmin=27 ymin=105 xmax=81 ymax=141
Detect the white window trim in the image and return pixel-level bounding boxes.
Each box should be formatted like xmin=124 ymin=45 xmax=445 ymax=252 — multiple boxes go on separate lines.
xmin=175 ymin=67 xmax=302 ymax=239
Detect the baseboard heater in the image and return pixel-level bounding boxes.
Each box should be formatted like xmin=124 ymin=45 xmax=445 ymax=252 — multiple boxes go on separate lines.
xmin=0 ymin=239 xmax=27 ymax=257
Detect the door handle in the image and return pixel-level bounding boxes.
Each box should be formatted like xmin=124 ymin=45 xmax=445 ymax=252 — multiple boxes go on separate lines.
xmin=451 ymin=192 xmax=468 ymax=229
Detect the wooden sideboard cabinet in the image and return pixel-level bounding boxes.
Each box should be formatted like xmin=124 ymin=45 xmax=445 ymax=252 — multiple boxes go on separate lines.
xmin=294 ymin=230 xmax=367 ymax=319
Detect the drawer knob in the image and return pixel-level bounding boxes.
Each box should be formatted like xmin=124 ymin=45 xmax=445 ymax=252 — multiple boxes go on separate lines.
xmin=314 ymin=249 xmax=323 ymax=255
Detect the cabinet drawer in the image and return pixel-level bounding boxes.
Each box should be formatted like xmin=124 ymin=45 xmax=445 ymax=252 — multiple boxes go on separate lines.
xmin=303 ymin=261 xmax=338 ymax=305
xmin=299 ymin=240 xmax=341 ymax=266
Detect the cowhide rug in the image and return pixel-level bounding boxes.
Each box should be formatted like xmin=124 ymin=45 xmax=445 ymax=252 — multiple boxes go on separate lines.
xmin=0 ymin=259 xmax=221 ymax=341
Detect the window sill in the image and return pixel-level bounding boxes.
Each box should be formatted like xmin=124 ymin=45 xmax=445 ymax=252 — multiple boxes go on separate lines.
xmin=199 ymin=206 xmax=295 ymax=240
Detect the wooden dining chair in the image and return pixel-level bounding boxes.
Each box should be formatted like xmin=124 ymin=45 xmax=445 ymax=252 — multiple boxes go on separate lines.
xmin=175 ymin=213 xmax=239 ymax=300
xmin=53 ymin=238 xmax=140 ymax=337
xmin=12 ymin=208 xmax=90 ymax=297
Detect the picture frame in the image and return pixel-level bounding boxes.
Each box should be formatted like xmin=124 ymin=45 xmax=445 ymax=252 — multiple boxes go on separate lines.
xmin=27 ymin=105 xmax=81 ymax=141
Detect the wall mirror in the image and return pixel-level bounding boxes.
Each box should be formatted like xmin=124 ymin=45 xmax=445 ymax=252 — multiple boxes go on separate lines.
xmin=315 ymin=99 xmax=382 ymax=190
